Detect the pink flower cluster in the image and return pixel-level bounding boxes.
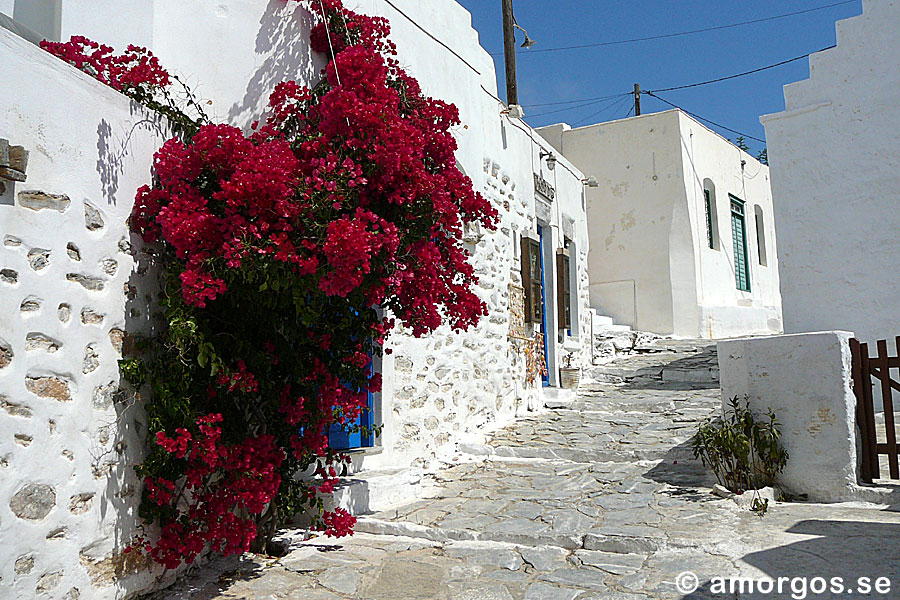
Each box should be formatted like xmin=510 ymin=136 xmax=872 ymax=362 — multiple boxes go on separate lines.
xmin=40 ymin=36 xmax=170 ymax=93
xmin=140 ymin=414 xmax=285 ymax=568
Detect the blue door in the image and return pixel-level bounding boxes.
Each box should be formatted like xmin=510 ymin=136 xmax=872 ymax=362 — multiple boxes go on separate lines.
xmin=537 ymin=226 xmax=551 ymax=387
xmin=328 ymin=362 xmax=376 ymax=450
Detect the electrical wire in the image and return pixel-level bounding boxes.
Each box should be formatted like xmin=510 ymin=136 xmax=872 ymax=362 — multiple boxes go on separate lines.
xmin=527 ymin=47 xmax=828 ymax=109
xmin=572 ymin=95 xmax=632 ymax=127
xmin=489 ymin=0 xmax=856 ymax=56
xmin=645 ymin=91 xmax=766 ymax=143
xmin=649 ymin=47 xmax=833 ymax=93
xmin=527 ymin=95 xmax=626 ymax=119
xmin=522 ymin=92 xmax=631 ymax=109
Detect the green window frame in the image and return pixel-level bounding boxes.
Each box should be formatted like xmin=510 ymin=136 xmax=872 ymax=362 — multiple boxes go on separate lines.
xmin=704 ymin=189 xmax=714 ymax=249
xmin=730 ymin=196 xmax=751 ymax=292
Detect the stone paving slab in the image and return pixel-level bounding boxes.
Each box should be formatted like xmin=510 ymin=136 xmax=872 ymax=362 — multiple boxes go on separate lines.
xmin=156 ymin=342 xmax=900 ymax=600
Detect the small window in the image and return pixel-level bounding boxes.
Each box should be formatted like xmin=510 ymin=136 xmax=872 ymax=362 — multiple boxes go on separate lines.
xmin=730 ymin=196 xmax=751 ymax=292
xmin=754 ymin=205 xmax=768 ymax=267
xmin=521 ymin=234 xmax=543 ymax=323
xmin=702 ymin=179 xmax=719 ymax=250
xmin=556 ymin=247 xmax=572 ymax=331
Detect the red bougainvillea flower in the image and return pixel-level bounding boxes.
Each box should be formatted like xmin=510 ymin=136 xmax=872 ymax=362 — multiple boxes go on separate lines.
xmin=51 ymin=0 xmax=500 ymax=570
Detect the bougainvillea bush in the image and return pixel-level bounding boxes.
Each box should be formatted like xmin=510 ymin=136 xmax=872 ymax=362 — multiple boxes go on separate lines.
xmin=43 ymin=0 xmax=497 ymax=568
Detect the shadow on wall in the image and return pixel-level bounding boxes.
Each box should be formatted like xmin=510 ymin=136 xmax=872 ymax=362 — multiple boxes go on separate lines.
xmin=680 ymin=520 xmax=900 ymax=599
xmin=96 ymin=108 xmax=171 ymax=207
xmin=227 ymin=0 xmax=322 ymax=129
xmin=83 ymin=230 xmax=168 ymax=591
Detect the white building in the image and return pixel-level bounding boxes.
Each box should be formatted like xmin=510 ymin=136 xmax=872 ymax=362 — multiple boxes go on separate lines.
xmin=761 ymin=0 xmax=899 ymax=345
xmin=0 ymin=2 xmax=591 ymax=598
xmin=539 ymin=109 xmax=783 ymax=339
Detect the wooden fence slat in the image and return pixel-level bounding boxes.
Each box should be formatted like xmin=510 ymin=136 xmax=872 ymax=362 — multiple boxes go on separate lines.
xmin=865 ymin=356 xmax=900 ymax=369
xmin=851 ymin=339 xmax=874 ymax=482
xmin=878 ymin=340 xmax=899 ymax=479
xmin=860 ymin=342 xmax=880 ymax=479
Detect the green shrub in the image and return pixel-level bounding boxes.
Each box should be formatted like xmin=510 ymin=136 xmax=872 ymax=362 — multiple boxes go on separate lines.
xmin=693 ymin=396 xmax=788 ymax=495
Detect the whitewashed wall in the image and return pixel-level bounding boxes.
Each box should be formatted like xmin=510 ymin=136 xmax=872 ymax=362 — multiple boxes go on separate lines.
xmin=0 ymin=27 xmax=171 ymax=600
xmin=539 ymin=110 xmax=782 ymax=339
xmin=1 ymin=1 xmax=591 ymax=468
xmin=719 ymin=332 xmax=899 ymax=504
xmin=761 ymin=0 xmax=900 ymax=345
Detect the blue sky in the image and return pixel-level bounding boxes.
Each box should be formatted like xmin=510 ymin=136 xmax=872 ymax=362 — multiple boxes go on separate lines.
xmin=454 ymin=0 xmax=862 ymax=155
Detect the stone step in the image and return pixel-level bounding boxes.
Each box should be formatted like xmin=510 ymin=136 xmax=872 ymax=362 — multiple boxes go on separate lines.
xmin=457 ymin=442 xmax=698 ymax=464
xmin=330 ymin=468 xmax=423 ymax=516
xmin=355 ymin=518 xmax=702 ymax=555
xmin=592 ymin=315 xmax=615 ymax=328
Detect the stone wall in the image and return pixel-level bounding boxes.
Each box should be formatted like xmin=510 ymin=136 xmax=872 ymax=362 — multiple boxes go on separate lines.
xmin=0 ymin=27 xmax=170 ymax=600
xmin=718 ymin=331 xmax=899 ymax=504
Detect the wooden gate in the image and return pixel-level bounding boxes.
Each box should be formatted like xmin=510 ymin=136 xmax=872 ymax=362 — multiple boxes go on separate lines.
xmin=850 ymin=338 xmax=900 ymax=482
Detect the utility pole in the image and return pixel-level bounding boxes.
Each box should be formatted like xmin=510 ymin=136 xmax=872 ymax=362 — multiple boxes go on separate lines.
xmin=633 ymin=83 xmax=642 ymax=116
xmin=501 ymin=0 xmax=519 ymax=106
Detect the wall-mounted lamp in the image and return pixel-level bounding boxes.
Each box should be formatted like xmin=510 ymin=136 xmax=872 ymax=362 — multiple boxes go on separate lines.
xmin=513 ymin=18 xmax=537 ymax=48
xmin=502 ymin=104 xmax=525 ymax=119
xmin=0 ymin=139 xmax=29 ymax=182
xmin=582 ymin=176 xmax=599 ymax=188
xmin=540 ymin=150 xmax=557 ymax=171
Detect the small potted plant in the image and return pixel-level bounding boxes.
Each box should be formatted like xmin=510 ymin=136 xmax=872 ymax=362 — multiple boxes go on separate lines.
xmin=559 ymin=351 xmax=580 ymax=390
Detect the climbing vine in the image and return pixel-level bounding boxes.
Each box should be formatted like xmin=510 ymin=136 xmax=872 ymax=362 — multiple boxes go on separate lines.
xmin=43 ymin=0 xmax=497 ymax=568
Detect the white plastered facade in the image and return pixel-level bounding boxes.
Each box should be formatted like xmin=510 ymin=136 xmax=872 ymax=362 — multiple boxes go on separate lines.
xmin=761 ymin=0 xmax=900 ymax=345
xmin=539 ymin=109 xmax=782 ymax=339
xmin=0 ymin=3 xmax=591 ymax=597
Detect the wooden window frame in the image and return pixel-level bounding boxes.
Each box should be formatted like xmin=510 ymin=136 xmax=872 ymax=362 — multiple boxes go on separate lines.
xmin=520 ymin=233 xmax=543 ymax=324
xmin=556 ymin=247 xmax=572 ymax=331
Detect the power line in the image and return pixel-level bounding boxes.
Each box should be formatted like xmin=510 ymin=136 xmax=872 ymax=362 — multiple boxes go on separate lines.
xmin=649 ymin=47 xmax=833 ymax=93
xmin=572 ymin=95 xmax=631 ymax=127
xmin=490 ymin=0 xmax=855 ymax=56
xmin=522 ymin=46 xmax=826 ymax=109
xmin=527 ymin=95 xmax=627 ymax=119
xmin=645 ymin=91 xmax=766 ymax=144
xmin=522 ymin=92 xmax=631 ymax=109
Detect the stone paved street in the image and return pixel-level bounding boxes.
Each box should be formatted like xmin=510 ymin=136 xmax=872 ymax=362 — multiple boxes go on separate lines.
xmin=157 ymin=342 xmax=900 ymax=600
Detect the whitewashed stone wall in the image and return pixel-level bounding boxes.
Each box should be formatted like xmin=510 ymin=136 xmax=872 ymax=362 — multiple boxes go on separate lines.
xmin=718 ymin=331 xmax=899 ymax=504
xmin=0 ymin=28 xmax=171 ymax=600
xmin=1 ymin=6 xmax=593 ymax=600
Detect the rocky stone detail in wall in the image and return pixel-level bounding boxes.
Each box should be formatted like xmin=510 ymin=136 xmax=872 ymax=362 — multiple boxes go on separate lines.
xmin=388 ymin=158 xmax=537 ymax=466
xmin=68 ymin=493 xmax=95 ymax=515
xmin=36 ymin=571 xmax=63 ymax=594
xmin=18 ymin=190 xmax=71 ymax=212
xmin=25 ymin=332 xmax=62 ymax=353
xmin=1 ymin=267 xmax=18 ymax=284
xmin=81 ymin=307 xmax=104 ymax=325
xmin=25 ymin=375 xmax=72 ymax=402
xmin=67 ymin=242 xmax=82 ymax=261
xmin=1 ymin=395 xmax=33 ymax=418
xmin=15 ymin=554 xmax=35 ymax=575
xmin=0 ymin=339 xmax=12 ymax=368
xmin=9 ymin=483 xmax=56 ymax=520
xmin=66 ymin=273 xmax=105 ymax=291
xmin=83 ymin=344 xmax=100 ymax=374
xmin=79 ymin=549 xmax=153 ymax=586
xmin=21 ymin=297 xmax=41 ymax=313
xmin=58 ymin=303 xmax=71 ymax=322
xmin=84 ymin=202 xmax=105 ymax=231
xmin=27 ymin=248 xmax=51 ymax=271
